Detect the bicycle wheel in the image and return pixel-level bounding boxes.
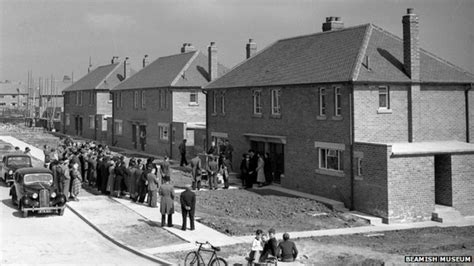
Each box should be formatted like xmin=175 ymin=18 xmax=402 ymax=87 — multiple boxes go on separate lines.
xmin=184 ymin=251 xmax=204 ymax=266
xmin=210 ymin=257 xmax=227 ymax=266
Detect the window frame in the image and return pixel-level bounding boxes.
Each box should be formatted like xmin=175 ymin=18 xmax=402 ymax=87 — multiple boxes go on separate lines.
xmin=319 ymin=148 xmax=343 ymax=172
xmin=253 ymin=89 xmax=262 ymax=115
xmin=356 ymin=157 xmax=363 ymax=176
xmin=114 ymin=119 xmax=123 ymax=135
xmin=271 ymin=88 xmax=281 ymax=116
xmin=378 ymin=86 xmax=390 ymax=109
xmin=189 ymin=91 xmax=198 ymax=105
xmin=334 ymin=86 xmax=341 ymax=116
xmin=65 ymin=113 xmax=70 ymax=126
xmin=220 ymin=91 xmax=225 ymax=114
xmin=141 ymin=90 xmax=146 ymax=109
xmin=158 ymin=124 xmax=169 ymax=141
xmin=319 ymin=87 xmax=326 ymax=116
xmin=89 ymin=115 xmax=95 ymax=129
xmin=133 ymin=91 xmax=139 ymax=109
xmin=212 ymin=91 xmax=217 ymax=115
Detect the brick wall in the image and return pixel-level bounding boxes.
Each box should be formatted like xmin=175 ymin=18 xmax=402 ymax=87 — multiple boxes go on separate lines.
xmin=208 ymin=84 xmax=353 ymax=206
xmin=63 ymin=91 xmax=98 ymax=139
xmin=353 ymin=142 xmax=389 ymax=219
xmin=387 ymin=152 xmax=434 ymax=223
xmin=172 ymin=90 xmax=206 ymax=123
xmin=451 ymin=154 xmax=474 ymax=215
xmin=354 ymin=84 xmax=409 ymax=142
xmin=434 ymin=154 xmax=452 ymax=206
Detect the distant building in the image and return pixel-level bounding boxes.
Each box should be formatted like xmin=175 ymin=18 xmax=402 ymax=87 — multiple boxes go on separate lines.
xmin=0 ymin=80 xmax=28 ymax=109
xmin=111 ymin=43 xmax=227 ymax=158
xmin=205 ymin=9 xmax=474 ymax=223
xmin=63 ymin=57 xmax=135 ymax=141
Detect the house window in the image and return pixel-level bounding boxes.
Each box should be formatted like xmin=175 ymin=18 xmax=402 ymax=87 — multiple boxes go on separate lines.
xmin=221 ymin=92 xmax=225 ymax=114
xmin=134 ymin=91 xmax=139 ymax=109
xmin=102 ymin=117 xmax=108 ymax=131
xmin=319 ymin=148 xmax=343 ymax=171
xmin=89 ymin=115 xmax=95 ymax=129
xmin=334 ymin=87 xmax=341 ymax=116
xmin=158 ymin=124 xmax=169 ymax=141
xmin=271 ymin=89 xmax=281 ymax=115
xmin=356 ymin=157 xmax=363 ymax=176
xmin=190 ymin=91 xmax=198 ymax=105
xmin=253 ymin=90 xmax=262 ymax=115
xmin=114 ymin=119 xmax=123 ymax=135
xmin=212 ymin=91 xmax=217 ymax=114
xmin=141 ymin=90 xmax=146 ymax=109
xmin=319 ymin=88 xmax=326 ymax=116
xmin=118 ymin=92 xmax=123 ymax=108
xmin=379 ymin=86 xmax=390 ymax=109
xmin=65 ymin=113 xmax=70 ymax=126
xmin=159 ymin=90 xmax=166 ymax=110
xmin=89 ymin=91 xmax=93 ymax=105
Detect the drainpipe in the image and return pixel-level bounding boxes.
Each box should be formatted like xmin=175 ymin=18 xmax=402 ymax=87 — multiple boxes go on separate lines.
xmin=202 ymin=88 xmax=209 ymax=152
xmin=349 ymin=83 xmax=355 ymax=210
xmin=466 ymin=84 xmax=472 ymax=143
xmin=169 ymin=88 xmax=173 ymax=159
xmin=111 ymin=91 xmax=115 ymax=146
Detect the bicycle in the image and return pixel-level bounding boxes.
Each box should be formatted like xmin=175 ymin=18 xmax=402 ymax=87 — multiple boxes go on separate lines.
xmin=184 ymin=241 xmax=228 ymax=266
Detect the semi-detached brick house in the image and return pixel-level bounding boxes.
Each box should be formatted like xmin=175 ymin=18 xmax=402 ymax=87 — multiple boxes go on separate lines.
xmin=111 ymin=43 xmax=227 ymax=159
xmin=63 ymin=57 xmax=135 ymax=142
xmin=205 ymin=9 xmax=474 ymax=224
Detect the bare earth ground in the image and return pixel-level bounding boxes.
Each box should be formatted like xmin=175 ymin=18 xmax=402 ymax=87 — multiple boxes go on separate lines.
xmin=159 ymin=226 xmax=474 ymax=265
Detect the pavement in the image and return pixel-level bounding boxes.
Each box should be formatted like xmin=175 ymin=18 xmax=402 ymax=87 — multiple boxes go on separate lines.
xmin=2 ymin=134 xmax=474 ymax=265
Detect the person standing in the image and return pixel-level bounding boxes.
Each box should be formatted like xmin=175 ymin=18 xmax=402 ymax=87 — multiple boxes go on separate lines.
xmin=224 ymin=140 xmax=234 ymax=171
xmin=88 ymin=153 xmax=97 ymax=187
xmin=240 ymin=153 xmax=251 ymax=188
xmin=207 ymin=156 xmax=219 ymax=190
xmin=146 ymin=167 xmax=160 ymax=208
xmin=160 ymin=156 xmax=171 ymax=183
xmin=139 ymin=129 xmax=147 ymax=151
xmin=106 ymin=159 xmax=116 ymax=195
xmin=178 ymin=139 xmax=188 ymax=166
xmin=264 ymin=153 xmax=273 ymax=185
xmin=256 ymin=153 xmax=266 ymax=187
xmin=219 ymin=154 xmax=230 ymax=189
xmin=159 ymin=176 xmax=175 ymax=227
xmin=180 ymin=184 xmax=196 ymax=231
xmin=190 ymin=154 xmax=202 ymax=190
xmin=128 ymin=160 xmax=138 ymax=201
xmin=70 ymin=163 xmax=82 ymax=201
xmin=136 ymin=162 xmax=147 ymax=203
xmin=114 ymin=158 xmax=126 ymax=197
xmin=59 ymin=159 xmax=71 ymax=198
xmin=277 ymin=233 xmax=298 ymax=262
xmin=248 ymin=150 xmax=258 ymax=188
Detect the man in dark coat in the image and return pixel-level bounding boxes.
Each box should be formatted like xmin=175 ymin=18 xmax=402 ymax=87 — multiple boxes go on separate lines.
xmin=180 ymin=184 xmax=196 ymax=231
xmin=248 ymin=149 xmax=258 ymax=188
xmin=240 ymin=153 xmax=251 ymax=188
xmin=178 ymin=139 xmax=188 ymax=166
xmin=190 ymin=154 xmax=202 ymax=190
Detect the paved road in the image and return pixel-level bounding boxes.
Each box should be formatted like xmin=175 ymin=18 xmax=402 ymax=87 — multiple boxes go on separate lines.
xmin=0 ymin=183 xmax=158 ymax=265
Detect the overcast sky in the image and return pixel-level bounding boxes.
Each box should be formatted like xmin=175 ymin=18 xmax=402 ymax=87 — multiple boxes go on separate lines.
xmin=0 ymin=0 xmax=473 ymax=83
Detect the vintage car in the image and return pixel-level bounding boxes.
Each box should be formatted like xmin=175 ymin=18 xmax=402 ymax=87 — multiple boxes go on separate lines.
xmin=10 ymin=167 xmax=67 ymax=217
xmin=0 ymin=153 xmax=33 ymax=186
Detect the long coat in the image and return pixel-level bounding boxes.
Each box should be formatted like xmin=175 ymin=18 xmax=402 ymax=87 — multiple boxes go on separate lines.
xmin=159 ymin=183 xmax=175 ymax=215
xmin=180 ymin=189 xmax=196 ymax=215
xmin=256 ymin=157 xmax=265 ymax=183
xmin=190 ymin=156 xmax=202 ymax=181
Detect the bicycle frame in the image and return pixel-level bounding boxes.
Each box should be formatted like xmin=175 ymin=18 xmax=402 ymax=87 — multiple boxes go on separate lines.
xmin=196 ymin=243 xmax=219 ymax=265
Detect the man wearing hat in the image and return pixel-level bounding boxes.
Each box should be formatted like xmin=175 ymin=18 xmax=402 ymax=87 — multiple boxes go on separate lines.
xmin=180 ymin=184 xmax=196 ymax=231
xmin=207 ymin=156 xmax=219 ymax=190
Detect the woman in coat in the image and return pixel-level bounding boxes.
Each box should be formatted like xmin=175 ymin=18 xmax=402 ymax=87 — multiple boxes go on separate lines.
xmin=159 ymin=176 xmax=175 ymax=227
xmin=70 ymin=162 xmax=82 ymax=201
xmin=147 ymin=167 xmax=160 ymax=207
xmin=256 ymin=153 xmax=266 ymax=187
xmin=106 ymin=159 xmax=116 ymax=194
xmin=135 ymin=162 xmax=147 ymax=203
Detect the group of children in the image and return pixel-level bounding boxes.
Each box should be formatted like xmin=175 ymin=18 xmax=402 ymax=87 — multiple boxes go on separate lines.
xmin=248 ymin=228 xmax=299 ymax=264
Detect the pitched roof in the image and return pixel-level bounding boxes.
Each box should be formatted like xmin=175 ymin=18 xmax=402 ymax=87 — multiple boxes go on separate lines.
xmin=112 ymin=51 xmax=228 ymax=91
xmin=64 ymin=63 xmax=122 ymax=92
xmin=206 ymin=24 xmax=474 ymax=89
xmin=0 ymin=81 xmax=28 ymax=95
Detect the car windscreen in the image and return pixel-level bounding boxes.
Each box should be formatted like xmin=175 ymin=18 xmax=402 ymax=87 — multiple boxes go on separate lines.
xmin=7 ymin=156 xmax=31 ymax=166
xmin=24 ymin=173 xmax=53 ymax=186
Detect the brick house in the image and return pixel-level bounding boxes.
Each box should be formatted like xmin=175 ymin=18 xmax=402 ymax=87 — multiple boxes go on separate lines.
xmin=205 ymin=9 xmax=474 ymax=223
xmin=111 ymin=43 xmax=227 ymax=158
xmin=63 ymin=57 xmax=134 ymax=141
xmin=0 ymin=81 xmax=28 ymax=109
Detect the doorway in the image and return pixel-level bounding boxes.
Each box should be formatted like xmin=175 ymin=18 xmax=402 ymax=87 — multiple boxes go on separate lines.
xmin=132 ymin=125 xmax=138 ymax=149
xmin=250 ymin=140 xmax=284 ymax=184
xmin=434 ymin=154 xmax=452 ymax=206
xmin=139 ymin=125 xmax=147 ymax=151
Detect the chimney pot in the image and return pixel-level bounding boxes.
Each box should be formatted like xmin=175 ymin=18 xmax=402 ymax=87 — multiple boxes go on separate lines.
xmin=246 ymin=38 xmax=257 ymax=59
xmin=142 ymin=54 xmax=150 ymax=68
xmin=208 ymin=42 xmax=218 ymax=81
xmin=407 ymin=8 xmax=414 ymax=14
xmin=181 ymin=43 xmax=196 ymax=53
xmin=322 ymin=16 xmax=344 ymax=32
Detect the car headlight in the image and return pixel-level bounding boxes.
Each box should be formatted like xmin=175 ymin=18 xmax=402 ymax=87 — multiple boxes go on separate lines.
xmin=32 ymin=193 xmax=38 ymax=199
xmin=50 ymin=192 xmax=56 ymax=198
xmin=8 ymin=170 xmax=13 ymax=175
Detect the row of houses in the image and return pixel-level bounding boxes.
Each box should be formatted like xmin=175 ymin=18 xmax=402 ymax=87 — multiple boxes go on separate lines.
xmin=63 ymin=9 xmax=474 ymax=224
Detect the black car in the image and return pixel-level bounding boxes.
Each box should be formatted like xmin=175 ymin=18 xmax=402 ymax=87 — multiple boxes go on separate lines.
xmin=1 ymin=153 xmax=33 ymax=186
xmin=10 ymin=167 xmax=67 ymax=217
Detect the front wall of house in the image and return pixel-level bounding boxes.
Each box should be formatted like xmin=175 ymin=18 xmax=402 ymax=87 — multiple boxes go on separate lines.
xmin=451 ymin=154 xmax=474 ymax=215
xmin=208 ymin=84 xmax=353 ymax=206
xmin=113 ymin=89 xmax=172 ymax=156
xmin=387 ymin=154 xmax=434 ymax=223
xmin=353 ymin=142 xmax=389 ymax=219
xmin=172 ymin=90 xmax=206 ymax=123
xmin=63 ymin=91 xmax=97 ymax=139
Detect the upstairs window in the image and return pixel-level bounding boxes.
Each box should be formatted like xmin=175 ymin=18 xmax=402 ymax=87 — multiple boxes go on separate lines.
xmin=253 ymin=90 xmax=262 ymax=115
xmin=141 ymin=90 xmax=146 ymax=109
xmin=212 ymin=91 xmax=217 ymax=114
xmin=190 ymin=91 xmax=198 ymax=105
xmin=134 ymin=91 xmax=139 ymax=109
xmin=379 ymin=86 xmax=390 ymax=109
xmin=221 ymin=92 xmax=225 ymax=114
xmin=334 ymin=87 xmax=341 ymax=116
xmin=114 ymin=119 xmax=123 ymax=135
xmin=271 ymin=89 xmax=281 ymax=115
xmin=319 ymin=88 xmax=326 ymax=116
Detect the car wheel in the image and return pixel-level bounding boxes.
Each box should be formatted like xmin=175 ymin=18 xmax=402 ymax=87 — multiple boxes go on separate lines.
xmin=19 ymin=202 xmax=28 ymax=218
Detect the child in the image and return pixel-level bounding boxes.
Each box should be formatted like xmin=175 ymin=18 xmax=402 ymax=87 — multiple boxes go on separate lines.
xmin=248 ymin=229 xmax=264 ymax=265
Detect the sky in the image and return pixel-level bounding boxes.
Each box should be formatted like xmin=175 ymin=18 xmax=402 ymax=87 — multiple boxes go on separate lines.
xmin=0 ymin=0 xmax=473 ymax=83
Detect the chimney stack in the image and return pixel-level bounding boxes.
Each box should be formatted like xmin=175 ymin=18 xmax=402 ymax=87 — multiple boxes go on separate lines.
xmin=142 ymin=55 xmax=150 ymax=68
xmin=402 ymin=8 xmax=420 ymax=80
xmin=181 ymin=43 xmax=196 ymax=53
xmin=208 ymin=42 xmax=218 ymax=81
xmin=124 ymin=57 xmax=131 ymax=79
xmin=111 ymin=56 xmax=119 ymax=64
xmin=246 ymin=39 xmax=257 ymax=59
xmin=322 ymin=16 xmax=344 ymax=32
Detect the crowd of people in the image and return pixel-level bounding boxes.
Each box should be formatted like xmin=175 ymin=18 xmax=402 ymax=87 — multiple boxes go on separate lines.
xmin=240 ymin=149 xmax=273 ymax=189
xmin=248 ymin=228 xmax=299 ymax=264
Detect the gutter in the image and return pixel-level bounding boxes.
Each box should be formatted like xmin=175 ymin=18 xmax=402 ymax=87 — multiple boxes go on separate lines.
xmin=466 ymin=83 xmax=472 ymax=143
